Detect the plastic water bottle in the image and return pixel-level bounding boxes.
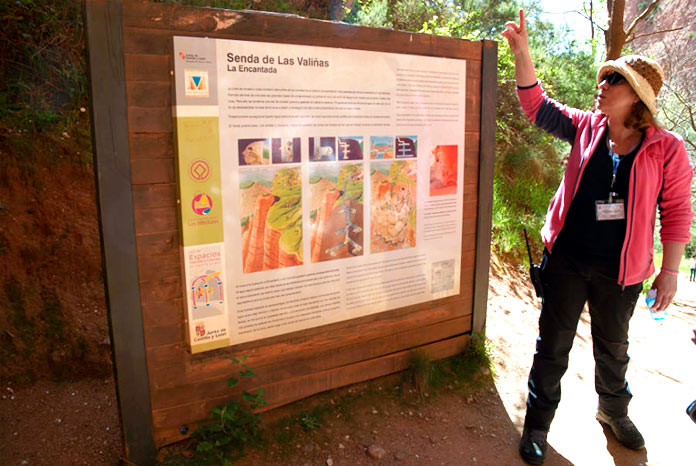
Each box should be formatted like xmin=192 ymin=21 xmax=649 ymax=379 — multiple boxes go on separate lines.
xmin=645 ymin=289 xmax=666 ymax=320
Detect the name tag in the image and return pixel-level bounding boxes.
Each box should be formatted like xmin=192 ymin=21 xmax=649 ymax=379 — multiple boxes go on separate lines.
xmin=595 ymin=200 xmax=625 ymax=221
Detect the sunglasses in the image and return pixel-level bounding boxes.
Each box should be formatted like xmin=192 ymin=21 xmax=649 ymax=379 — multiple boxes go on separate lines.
xmin=600 ymin=72 xmax=627 ymax=86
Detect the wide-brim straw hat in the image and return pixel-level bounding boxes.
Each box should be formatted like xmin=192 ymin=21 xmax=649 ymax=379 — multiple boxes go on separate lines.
xmin=596 ymin=55 xmax=664 ymax=115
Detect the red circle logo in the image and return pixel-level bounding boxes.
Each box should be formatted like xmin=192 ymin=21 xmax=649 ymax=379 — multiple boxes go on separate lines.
xmin=189 ymin=160 xmax=210 ymax=182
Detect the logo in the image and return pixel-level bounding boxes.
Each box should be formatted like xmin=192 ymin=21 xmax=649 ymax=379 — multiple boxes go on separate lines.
xmin=184 ymin=70 xmax=209 ymax=97
xmin=195 ymin=323 xmax=206 ymax=337
xmin=189 ymin=159 xmax=210 ymax=182
xmin=192 ymin=193 xmax=213 ymax=216
xmin=179 ymin=50 xmax=186 ymax=60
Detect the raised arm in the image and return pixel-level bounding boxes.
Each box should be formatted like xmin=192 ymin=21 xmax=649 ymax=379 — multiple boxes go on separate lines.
xmin=502 ymin=9 xmax=538 ymax=87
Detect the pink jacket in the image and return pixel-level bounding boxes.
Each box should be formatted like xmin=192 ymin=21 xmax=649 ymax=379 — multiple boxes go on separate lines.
xmin=518 ymin=82 xmax=693 ymax=286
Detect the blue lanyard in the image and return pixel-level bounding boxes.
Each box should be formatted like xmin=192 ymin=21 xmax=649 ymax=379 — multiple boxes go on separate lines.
xmin=607 ymin=135 xmax=621 ymax=201
xmin=606 ymin=132 xmax=642 ymax=201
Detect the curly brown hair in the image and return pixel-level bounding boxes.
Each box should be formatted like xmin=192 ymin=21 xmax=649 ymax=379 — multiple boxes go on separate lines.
xmin=624 ymin=100 xmax=663 ymax=130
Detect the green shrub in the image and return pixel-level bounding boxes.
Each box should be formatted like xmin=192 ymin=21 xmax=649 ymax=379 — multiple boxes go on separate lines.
xmin=492 ymin=173 xmax=556 ymax=259
xmin=0 ymin=0 xmax=87 ymax=132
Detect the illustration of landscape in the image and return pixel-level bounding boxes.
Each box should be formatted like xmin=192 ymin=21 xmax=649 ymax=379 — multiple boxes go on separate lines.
xmin=239 ymin=167 xmax=302 ymax=273
xmin=309 ymin=163 xmax=364 ymax=262
xmin=370 ymin=160 xmax=417 ymax=253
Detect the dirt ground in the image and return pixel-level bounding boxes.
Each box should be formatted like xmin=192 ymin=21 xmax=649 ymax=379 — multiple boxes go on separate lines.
xmin=1 ymin=255 xmax=695 ymax=466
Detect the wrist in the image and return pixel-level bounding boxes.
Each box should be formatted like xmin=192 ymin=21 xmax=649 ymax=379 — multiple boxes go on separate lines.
xmin=661 ymin=268 xmax=679 ymax=275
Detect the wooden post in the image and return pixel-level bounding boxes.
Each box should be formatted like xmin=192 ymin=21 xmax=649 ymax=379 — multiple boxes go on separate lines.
xmin=83 ymin=0 xmax=157 ymax=463
xmin=472 ymin=40 xmax=498 ymax=335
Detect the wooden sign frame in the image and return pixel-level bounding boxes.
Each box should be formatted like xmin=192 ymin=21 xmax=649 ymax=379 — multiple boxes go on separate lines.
xmin=84 ymin=0 xmax=496 ymax=463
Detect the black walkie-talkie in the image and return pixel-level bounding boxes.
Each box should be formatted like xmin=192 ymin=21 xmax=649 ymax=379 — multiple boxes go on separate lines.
xmin=524 ymin=228 xmax=544 ymax=298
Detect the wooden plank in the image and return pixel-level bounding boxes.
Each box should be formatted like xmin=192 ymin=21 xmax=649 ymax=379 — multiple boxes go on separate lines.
xmin=133 ymin=206 xmax=178 ymax=234
xmin=462 ymin=233 xmax=476 ymax=252
xmin=151 ymin=333 xmax=470 ymax=446
xmin=135 ymin=231 xmax=179 ymax=256
xmin=137 ymin=253 xmax=181 ymax=283
xmin=145 ymin=291 xmax=473 ymax=378
xmin=131 ymin=158 xmax=176 ymax=185
xmin=472 ymin=40 xmax=498 ymax=335
xmin=462 ymin=199 xmax=477 ymax=218
xmin=141 ymin=299 xmax=184 ymax=328
xmin=149 ymin=315 xmax=472 ymax=410
xmin=83 ymin=0 xmax=157 ymax=464
xmin=128 ymin=106 xmax=172 ymax=133
xmin=120 ymin=1 xmax=482 ymax=60
xmin=122 ymin=25 xmax=483 ymax=61
xmin=127 ymin=81 xmax=171 ymax=108
xmin=132 ymin=184 xmax=177 ymax=209
xmin=463 ymin=216 xmax=476 ymax=236
xmin=462 ymin=182 xmax=476 ymax=201
xmin=144 ymin=321 xmax=185 ymax=348
xmin=129 ymin=133 xmax=175 ymax=160
xmin=124 ymin=53 xmax=170 ymax=81
xmin=146 ymin=342 xmax=188 ymax=370
xmin=465 ymin=77 xmax=481 ymax=131
xmin=139 ymin=275 xmax=182 ymax=304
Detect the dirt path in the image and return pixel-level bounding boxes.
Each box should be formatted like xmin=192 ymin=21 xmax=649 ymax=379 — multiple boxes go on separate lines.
xmin=488 ymin=256 xmax=696 ymax=466
xmin=1 ymin=260 xmax=694 ymax=466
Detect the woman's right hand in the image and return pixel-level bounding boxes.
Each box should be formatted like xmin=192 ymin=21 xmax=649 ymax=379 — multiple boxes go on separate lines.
xmin=502 ymin=9 xmax=530 ymax=57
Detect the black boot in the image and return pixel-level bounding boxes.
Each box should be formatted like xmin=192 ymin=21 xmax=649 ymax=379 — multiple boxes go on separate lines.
xmin=596 ymin=409 xmax=645 ymax=450
xmin=519 ymin=427 xmax=548 ymax=465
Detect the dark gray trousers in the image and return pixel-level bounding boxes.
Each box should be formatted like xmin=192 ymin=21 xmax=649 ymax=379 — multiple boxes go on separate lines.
xmin=524 ymin=249 xmax=643 ymax=431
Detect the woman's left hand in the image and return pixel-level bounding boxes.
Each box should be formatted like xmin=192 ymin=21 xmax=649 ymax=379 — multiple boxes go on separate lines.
xmin=652 ymin=272 xmax=678 ymax=311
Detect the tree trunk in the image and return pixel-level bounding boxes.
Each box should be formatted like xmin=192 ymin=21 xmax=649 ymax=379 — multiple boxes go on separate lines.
xmin=605 ymin=0 xmax=628 ymax=59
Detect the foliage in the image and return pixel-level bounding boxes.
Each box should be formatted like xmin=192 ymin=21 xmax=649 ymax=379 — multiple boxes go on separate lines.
xmin=494 ymin=6 xmax=598 ymax=258
xmin=455 ymin=332 xmax=495 ymax=377
xmin=297 ymin=411 xmax=322 ymax=431
xmin=408 ymin=349 xmax=441 ymax=395
xmin=153 ymin=0 xmax=332 ymax=19
xmin=492 ymin=173 xmax=556 ymax=258
xmin=0 ymin=0 xmax=87 ymax=133
xmin=348 ymin=2 xmax=599 ymax=260
xmin=189 ymin=356 xmax=266 ymax=465
xmin=408 ymin=333 xmax=495 ymax=396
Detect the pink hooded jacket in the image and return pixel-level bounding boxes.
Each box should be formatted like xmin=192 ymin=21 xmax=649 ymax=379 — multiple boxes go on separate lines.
xmin=518 ymin=82 xmax=693 ymax=286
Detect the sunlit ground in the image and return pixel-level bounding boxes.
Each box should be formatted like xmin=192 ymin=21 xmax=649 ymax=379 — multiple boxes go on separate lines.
xmin=487 ymin=261 xmax=696 ymax=465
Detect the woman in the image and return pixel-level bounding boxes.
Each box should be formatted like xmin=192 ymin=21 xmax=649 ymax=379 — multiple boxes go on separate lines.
xmin=503 ymin=9 xmax=693 ymax=465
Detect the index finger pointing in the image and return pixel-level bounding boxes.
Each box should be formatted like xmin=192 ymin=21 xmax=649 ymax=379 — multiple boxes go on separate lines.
xmin=519 ymin=8 xmax=526 ymax=31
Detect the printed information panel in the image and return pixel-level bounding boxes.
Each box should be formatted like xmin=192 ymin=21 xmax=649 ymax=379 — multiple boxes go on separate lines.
xmin=173 ymin=36 xmax=467 ymax=353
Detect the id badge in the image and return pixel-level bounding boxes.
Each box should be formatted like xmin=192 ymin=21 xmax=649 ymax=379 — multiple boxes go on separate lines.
xmin=595 ymin=200 xmax=625 ymax=221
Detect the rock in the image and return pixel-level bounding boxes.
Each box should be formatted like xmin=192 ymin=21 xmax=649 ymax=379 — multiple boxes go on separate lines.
xmin=367 ymin=444 xmax=387 ymax=459
xmin=394 ymin=450 xmax=409 ymax=461
xmin=326 ymin=458 xmax=334 ymax=466
xmin=304 ymin=443 xmax=314 ymax=452
xmin=481 ymin=366 xmax=491 ymax=376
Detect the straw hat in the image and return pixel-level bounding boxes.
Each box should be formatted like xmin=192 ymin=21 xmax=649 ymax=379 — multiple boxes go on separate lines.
xmin=596 ymin=55 xmax=664 ymax=115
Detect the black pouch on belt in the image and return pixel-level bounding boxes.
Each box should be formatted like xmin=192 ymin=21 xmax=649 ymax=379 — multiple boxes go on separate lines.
xmin=524 ymin=228 xmax=544 ymax=299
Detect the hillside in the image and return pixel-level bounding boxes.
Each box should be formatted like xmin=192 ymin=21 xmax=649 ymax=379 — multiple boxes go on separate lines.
xmin=0 ymin=128 xmax=111 ymax=383
xmin=626 ymin=0 xmax=696 ymax=58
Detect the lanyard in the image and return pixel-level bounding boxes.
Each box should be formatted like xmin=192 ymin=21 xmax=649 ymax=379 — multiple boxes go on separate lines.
xmin=606 ymin=132 xmax=640 ymax=202
xmin=606 ymin=134 xmax=621 ymax=201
